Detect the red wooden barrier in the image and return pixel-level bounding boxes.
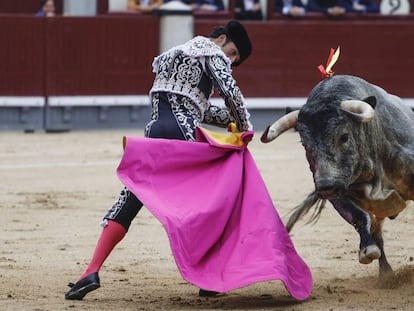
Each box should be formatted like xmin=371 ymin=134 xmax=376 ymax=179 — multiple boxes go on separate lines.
xmin=0 ymin=15 xmax=413 ymax=98
xmin=45 ymin=15 xmax=159 ymax=95
xmin=0 ymin=0 xmax=43 ymax=14
xmin=0 ymin=16 xmax=45 ymax=95
xmin=0 ymin=15 xmax=159 ymax=97
xmin=0 ymin=15 xmax=159 ymax=96
xmin=195 ymin=18 xmax=414 ymax=98
xmin=0 ymin=0 xmax=105 ymax=15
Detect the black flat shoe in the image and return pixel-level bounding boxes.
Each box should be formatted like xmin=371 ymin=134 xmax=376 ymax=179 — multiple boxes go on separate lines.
xmin=199 ymin=289 xmax=220 ymax=297
xmin=65 ymin=272 xmax=100 ymax=300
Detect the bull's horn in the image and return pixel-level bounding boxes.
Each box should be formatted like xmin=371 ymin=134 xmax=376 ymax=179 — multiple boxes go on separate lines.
xmin=261 ymin=110 xmax=299 ymax=143
xmin=340 ymin=100 xmax=375 ymax=122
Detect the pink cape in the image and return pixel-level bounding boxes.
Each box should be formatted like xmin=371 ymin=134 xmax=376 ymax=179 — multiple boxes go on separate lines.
xmin=116 ymin=127 xmax=312 ymax=300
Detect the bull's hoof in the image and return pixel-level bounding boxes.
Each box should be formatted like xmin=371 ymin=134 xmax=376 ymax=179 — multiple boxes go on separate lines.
xmin=359 ymin=244 xmax=381 ymax=264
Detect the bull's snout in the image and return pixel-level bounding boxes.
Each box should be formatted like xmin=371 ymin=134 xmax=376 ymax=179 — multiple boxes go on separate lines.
xmin=315 ymin=178 xmax=347 ymax=199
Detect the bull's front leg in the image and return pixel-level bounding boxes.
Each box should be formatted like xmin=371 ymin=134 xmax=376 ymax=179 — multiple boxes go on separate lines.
xmin=329 ymin=198 xmax=381 ymax=265
xmin=370 ymin=217 xmax=393 ymax=277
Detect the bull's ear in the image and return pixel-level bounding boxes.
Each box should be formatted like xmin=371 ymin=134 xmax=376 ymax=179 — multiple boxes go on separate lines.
xmin=363 ymin=96 xmax=377 ymax=109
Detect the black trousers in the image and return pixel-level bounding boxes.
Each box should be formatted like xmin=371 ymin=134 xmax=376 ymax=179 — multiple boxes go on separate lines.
xmin=102 ymin=92 xmax=200 ymax=230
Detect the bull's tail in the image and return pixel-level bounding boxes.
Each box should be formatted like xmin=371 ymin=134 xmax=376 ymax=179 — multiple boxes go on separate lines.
xmin=286 ymin=191 xmax=327 ymax=232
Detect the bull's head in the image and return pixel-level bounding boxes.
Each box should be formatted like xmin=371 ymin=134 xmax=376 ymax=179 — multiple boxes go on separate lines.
xmin=261 ymin=97 xmax=376 ymax=199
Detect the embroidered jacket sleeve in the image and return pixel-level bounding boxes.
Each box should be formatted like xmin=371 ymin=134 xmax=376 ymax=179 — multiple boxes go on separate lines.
xmin=204 ymin=54 xmax=252 ymax=132
xmin=203 ymin=104 xmax=234 ymax=128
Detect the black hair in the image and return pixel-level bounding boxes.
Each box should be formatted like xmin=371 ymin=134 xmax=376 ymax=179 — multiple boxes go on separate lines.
xmin=209 ymin=27 xmax=227 ymax=39
xmin=208 ymin=21 xmax=252 ymax=66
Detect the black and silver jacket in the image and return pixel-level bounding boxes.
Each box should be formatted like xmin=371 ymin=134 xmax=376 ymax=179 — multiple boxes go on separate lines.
xmin=150 ymin=36 xmax=252 ymax=131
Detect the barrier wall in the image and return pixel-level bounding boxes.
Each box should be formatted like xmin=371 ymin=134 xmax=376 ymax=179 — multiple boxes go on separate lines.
xmin=0 ymin=17 xmax=45 ymax=96
xmin=0 ymin=14 xmax=158 ymax=97
xmin=1 ymin=14 xmax=414 ymax=131
xmin=0 ymin=15 xmax=158 ymax=131
xmin=0 ymin=0 xmax=107 ymax=15
xmin=195 ymin=17 xmax=414 ymax=98
xmin=45 ymin=16 xmax=158 ymax=95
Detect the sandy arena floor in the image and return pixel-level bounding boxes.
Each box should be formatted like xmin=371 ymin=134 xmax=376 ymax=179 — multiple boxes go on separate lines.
xmin=1 ymin=129 xmax=413 ymax=310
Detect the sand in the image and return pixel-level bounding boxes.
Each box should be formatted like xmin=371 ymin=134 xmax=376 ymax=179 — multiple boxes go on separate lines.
xmin=1 ymin=129 xmax=413 ymax=311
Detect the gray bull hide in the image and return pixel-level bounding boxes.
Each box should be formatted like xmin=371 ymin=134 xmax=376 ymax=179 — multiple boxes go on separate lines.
xmin=261 ymin=74 xmax=414 ymax=277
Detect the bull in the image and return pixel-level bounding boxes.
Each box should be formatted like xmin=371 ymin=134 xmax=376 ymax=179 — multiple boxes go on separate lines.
xmin=261 ymin=74 xmax=414 ymax=277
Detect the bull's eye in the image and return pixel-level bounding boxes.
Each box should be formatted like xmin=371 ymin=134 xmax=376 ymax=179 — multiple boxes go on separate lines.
xmin=339 ymin=133 xmax=349 ymax=144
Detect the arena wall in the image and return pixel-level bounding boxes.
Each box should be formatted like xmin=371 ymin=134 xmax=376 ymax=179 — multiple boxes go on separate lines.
xmin=0 ymin=12 xmax=413 ymax=130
